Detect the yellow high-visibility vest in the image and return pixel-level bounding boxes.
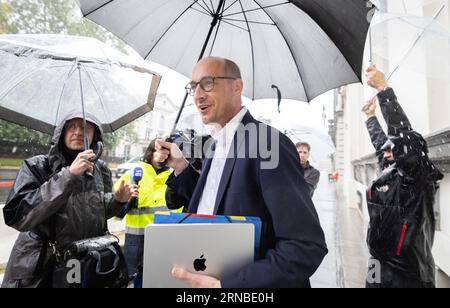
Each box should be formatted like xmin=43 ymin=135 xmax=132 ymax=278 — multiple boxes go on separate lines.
xmin=114 ymin=162 xmax=180 ymax=235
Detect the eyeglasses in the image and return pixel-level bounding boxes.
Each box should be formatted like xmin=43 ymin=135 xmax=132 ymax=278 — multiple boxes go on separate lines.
xmin=185 ymin=76 xmax=237 ymax=96
xmin=65 ymin=120 xmax=94 ymax=132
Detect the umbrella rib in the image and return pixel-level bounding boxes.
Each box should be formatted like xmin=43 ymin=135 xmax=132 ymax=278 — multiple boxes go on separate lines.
xmin=252 ymin=0 xmax=309 ymax=101
xmin=222 ymin=18 xmax=275 ymax=26
xmin=196 ymin=0 xmax=213 ymax=15
xmin=200 ymin=0 xmax=213 ymax=14
xmin=220 ymin=19 xmax=249 ymax=32
xmin=46 ymin=64 xmax=76 ymax=69
xmin=208 ymin=17 xmax=223 ymax=56
xmin=0 ymin=63 xmax=72 ymax=104
xmin=191 ymin=7 xmax=213 ymax=18
xmin=208 ymin=1 xmax=228 ymax=58
xmin=81 ymin=65 xmax=111 ymax=123
xmin=84 ymin=0 xmax=115 ymax=17
xmin=55 ymin=63 xmax=78 ymax=127
xmin=237 ymin=0 xmax=256 ymax=100
xmin=223 ymin=0 xmax=239 ymax=14
xmin=144 ymin=0 xmax=205 ymax=60
xmin=222 ymin=1 xmax=289 ymax=18
xmin=387 ymin=4 xmax=446 ymax=81
xmin=0 ymin=69 xmax=42 ymax=101
xmin=95 ymin=39 xmax=114 ymax=64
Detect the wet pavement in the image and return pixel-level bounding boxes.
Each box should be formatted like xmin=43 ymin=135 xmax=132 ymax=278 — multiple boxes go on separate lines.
xmin=335 ymin=193 xmax=369 ymax=288
xmin=310 ymin=173 xmax=341 ymax=288
xmin=310 ymin=171 xmax=369 ymax=288
xmin=0 ymin=203 xmax=19 ymax=284
xmin=0 ymin=204 xmax=18 ymax=266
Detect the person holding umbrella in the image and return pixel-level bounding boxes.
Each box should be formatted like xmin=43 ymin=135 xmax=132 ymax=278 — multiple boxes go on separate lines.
xmin=155 ymin=57 xmax=327 ymax=288
xmin=362 ymin=65 xmax=444 ymax=288
xmin=114 ymin=138 xmax=182 ymax=288
xmin=1 ymin=112 xmax=138 ymax=288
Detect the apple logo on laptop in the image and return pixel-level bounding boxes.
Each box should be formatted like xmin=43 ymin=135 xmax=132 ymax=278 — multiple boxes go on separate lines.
xmin=193 ymin=255 xmax=207 ymax=272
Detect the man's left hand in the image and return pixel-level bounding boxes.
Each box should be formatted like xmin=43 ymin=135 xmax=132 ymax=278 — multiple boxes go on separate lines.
xmin=171 ymin=266 xmax=221 ymax=288
xmin=362 ymin=98 xmax=377 ymax=119
xmin=114 ymin=181 xmax=139 ymax=203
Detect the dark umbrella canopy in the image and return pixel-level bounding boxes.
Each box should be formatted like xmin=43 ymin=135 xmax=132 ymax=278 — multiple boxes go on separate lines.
xmin=77 ymin=0 xmax=374 ymax=102
xmin=291 ymin=0 xmax=373 ymax=78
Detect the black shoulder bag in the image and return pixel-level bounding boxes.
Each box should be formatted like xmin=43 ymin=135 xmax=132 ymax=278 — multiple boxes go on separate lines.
xmin=52 ymin=233 xmax=129 ymax=288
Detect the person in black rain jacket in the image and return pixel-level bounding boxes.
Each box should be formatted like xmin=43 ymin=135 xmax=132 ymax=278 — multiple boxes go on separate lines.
xmin=362 ymin=66 xmax=444 ymax=288
xmin=2 ymin=112 xmax=137 ymax=288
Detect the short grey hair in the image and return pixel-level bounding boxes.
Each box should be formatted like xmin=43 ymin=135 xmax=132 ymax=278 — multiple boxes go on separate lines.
xmin=223 ymin=58 xmax=241 ymax=79
xmin=201 ymin=57 xmax=241 ymax=79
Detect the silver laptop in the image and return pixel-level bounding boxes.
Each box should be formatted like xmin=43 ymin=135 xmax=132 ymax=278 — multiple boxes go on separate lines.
xmin=143 ymin=223 xmax=254 ymax=288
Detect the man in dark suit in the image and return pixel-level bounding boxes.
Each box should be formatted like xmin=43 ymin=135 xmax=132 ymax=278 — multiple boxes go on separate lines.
xmin=154 ymin=57 xmax=327 ymax=288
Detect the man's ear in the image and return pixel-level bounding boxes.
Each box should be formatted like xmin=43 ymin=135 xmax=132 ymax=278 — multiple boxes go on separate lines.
xmin=234 ymin=79 xmax=243 ymax=95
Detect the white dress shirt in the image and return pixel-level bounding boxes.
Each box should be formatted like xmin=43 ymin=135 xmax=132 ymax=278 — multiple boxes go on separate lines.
xmin=196 ymin=107 xmax=248 ymax=215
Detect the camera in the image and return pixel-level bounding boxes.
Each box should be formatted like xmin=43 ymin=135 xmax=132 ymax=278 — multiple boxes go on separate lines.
xmin=166 ymin=129 xmax=212 ymax=171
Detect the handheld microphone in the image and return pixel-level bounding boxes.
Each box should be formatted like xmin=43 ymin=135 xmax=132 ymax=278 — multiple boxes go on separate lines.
xmin=129 ymin=166 xmax=143 ymax=209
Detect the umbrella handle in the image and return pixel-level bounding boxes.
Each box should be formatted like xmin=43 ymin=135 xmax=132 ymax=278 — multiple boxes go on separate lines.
xmin=271 ymin=85 xmax=282 ymax=113
xmin=90 ymin=141 xmax=104 ymax=163
xmin=85 ymin=141 xmax=104 ymax=177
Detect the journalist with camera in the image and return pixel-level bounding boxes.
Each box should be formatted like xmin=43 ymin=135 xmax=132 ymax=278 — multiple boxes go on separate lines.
xmin=1 ymin=112 xmax=137 ymax=288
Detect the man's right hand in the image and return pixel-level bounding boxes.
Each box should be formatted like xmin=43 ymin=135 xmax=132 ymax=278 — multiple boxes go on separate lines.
xmin=69 ymin=150 xmax=95 ymax=176
xmin=362 ymin=98 xmax=377 ymax=119
xmin=154 ymin=139 xmax=189 ymax=175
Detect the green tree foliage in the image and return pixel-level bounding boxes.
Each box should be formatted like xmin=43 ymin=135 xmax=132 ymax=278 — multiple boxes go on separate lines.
xmin=0 ymin=0 xmax=136 ymax=155
xmin=0 ymin=120 xmax=51 ymax=144
xmin=4 ymin=0 xmax=126 ymax=50
xmin=0 ymin=1 xmax=14 ymax=34
xmin=103 ymin=123 xmax=139 ymax=157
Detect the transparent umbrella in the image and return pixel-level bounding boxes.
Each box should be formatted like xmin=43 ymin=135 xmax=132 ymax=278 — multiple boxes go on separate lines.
xmin=371 ymin=0 xmax=446 ymax=15
xmin=270 ymin=116 xmax=335 ymax=162
xmin=369 ymin=6 xmax=450 ymax=81
xmin=0 ymin=34 xmax=161 ymax=138
xmin=284 ymin=127 xmax=335 ymax=162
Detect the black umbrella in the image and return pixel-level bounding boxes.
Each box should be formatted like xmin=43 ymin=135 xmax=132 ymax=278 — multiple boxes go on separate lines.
xmin=77 ymin=0 xmax=374 ymax=133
